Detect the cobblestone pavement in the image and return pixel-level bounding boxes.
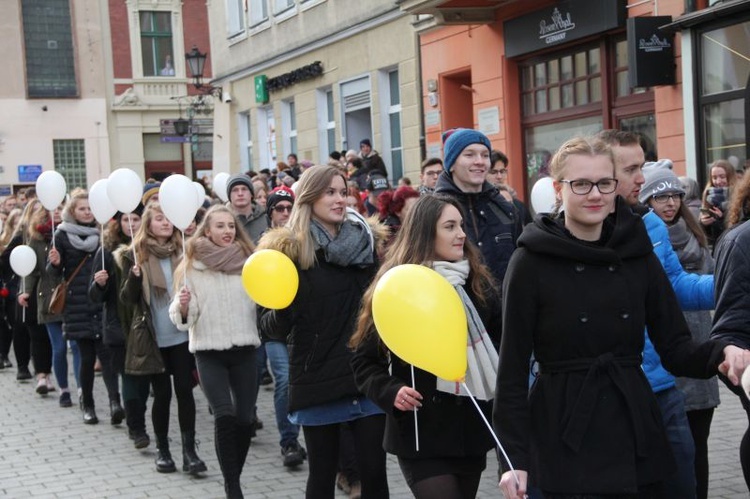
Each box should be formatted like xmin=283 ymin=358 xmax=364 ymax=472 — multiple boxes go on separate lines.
xmin=0 ymin=353 xmax=746 ymax=498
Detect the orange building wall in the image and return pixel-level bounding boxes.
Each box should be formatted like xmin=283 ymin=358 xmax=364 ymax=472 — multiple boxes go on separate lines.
xmin=419 ymin=0 xmax=690 ymax=196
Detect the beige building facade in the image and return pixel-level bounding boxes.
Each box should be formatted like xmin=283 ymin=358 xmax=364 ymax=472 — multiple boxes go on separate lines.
xmin=209 ymin=1 xmax=422 ymax=182
xmin=0 ymin=0 xmax=111 ymax=192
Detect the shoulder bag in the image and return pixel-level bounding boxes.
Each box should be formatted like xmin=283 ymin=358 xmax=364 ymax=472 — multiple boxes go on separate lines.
xmin=48 ymin=255 xmax=89 ymax=315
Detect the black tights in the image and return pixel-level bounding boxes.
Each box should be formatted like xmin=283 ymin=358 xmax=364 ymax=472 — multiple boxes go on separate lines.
xmin=410 ymin=473 xmax=482 ymax=499
xmin=151 ymin=342 xmax=196 ymax=436
xmin=302 ymin=415 xmax=388 ymax=499
xmin=686 ymin=408 xmax=714 ymax=499
xmin=77 ymin=338 xmax=119 ymax=408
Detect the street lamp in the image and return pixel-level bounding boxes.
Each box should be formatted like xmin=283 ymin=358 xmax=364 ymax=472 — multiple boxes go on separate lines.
xmin=185 ymin=46 xmax=222 ymax=99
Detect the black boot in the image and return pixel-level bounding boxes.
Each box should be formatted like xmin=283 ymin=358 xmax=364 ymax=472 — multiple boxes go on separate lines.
xmin=155 ymin=434 xmax=176 ymax=473
xmin=124 ymin=399 xmax=150 ymax=449
xmin=110 ymin=396 xmax=125 ymax=425
xmin=181 ymin=431 xmax=207 ymax=474
xmin=82 ymin=406 xmax=99 ymax=425
xmin=215 ymin=416 xmax=243 ymax=499
xmin=236 ymin=423 xmax=253 ymax=475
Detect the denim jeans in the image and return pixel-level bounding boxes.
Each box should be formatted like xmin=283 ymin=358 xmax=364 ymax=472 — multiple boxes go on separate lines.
xmin=46 ymin=321 xmax=80 ymax=390
xmin=656 ymin=386 xmax=697 ymax=499
xmin=265 ymin=341 xmax=300 ymax=447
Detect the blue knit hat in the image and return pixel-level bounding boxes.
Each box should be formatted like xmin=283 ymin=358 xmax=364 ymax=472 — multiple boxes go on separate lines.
xmin=442 ymin=128 xmax=492 ymax=172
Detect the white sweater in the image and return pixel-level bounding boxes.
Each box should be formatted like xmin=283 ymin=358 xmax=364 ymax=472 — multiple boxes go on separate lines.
xmin=168 ymin=261 xmax=260 ymax=353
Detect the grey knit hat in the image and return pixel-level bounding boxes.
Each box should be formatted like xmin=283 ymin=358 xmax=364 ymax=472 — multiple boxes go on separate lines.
xmin=226 ymin=173 xmax=254 ymax=201
xmin=639 ymin=159 xmax=684 ymax=203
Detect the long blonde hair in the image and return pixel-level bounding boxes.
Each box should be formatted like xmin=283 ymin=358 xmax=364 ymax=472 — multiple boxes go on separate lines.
xmin=285 ymin=165 xmax=348 ymax=270
xmin=130 ymin=201 xmax=182 ymax=264
xmin=173 ymin=205 xmax=255 ymax=288
xmin=0 ymin=208 xmax=23 ymax=250
xmin=22 ymin=199 xmax=48 ymax=242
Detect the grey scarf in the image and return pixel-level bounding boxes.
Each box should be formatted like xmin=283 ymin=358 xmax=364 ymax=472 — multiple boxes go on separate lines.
xmin=57 ymin=221 xmax=100 ymax=253
xmin=432 ymin=260 xmax=498 ymax=401
xmin=310 ymin=218 xmax=373 ymax=267
xmin=668 ymin=218 xmax=713 ymax=273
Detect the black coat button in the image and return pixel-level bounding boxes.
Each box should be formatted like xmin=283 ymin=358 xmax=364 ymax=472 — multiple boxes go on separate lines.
xmin=608 ymin=265 xmax=617 ymax=272
xmin=578 ymin=313 xmax=589 ymax=323
xmin=620 ymin=310 xmax=630 ymax=319
xmin=574 ymin=264 xmax=585 ymax=272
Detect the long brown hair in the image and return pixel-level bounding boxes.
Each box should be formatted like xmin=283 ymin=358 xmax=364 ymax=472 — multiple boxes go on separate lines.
xmin=702 ymin=159 xmax=736 ymax=209
xmin=349 ymin=194 xmax=495 ymax=349
xmin=726 ymin=169 xmax=750 ymax=229
xmin=130 ymin=201 xmax=182 ymax=264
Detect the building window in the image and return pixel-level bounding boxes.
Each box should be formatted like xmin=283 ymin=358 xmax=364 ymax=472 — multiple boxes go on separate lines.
xmin=21 ymin=0 xmax=77 ymax=98
xmin=240 ymin=113 xmax=254 ymax=171
xmin=387 ymin=70 xmax=403 ymax=180
xmin=249 ymin=0 xmax=269 ymax=26
xmin=326 ymin=90 xmax=336 ymax=156
xmin=699 ymin=19 xmax=749 ymax=170
xmin=317 ymin=88 xmax=336 ymax=163
xmin=283 ymin=100 xmax=297 ymax=157
xmin=273 ymin=0 xmax=294 ymax=14
xmin=227 ymin=0 xmax=246 ymax=37
xmin=140 ymin=11 xmax=174 ymax=77
xmin=53 ymin=139 xmax=87 ymax=189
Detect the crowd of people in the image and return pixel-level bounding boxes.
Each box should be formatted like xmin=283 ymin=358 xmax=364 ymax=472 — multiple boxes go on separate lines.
xmin=1 ymin=130 xmax=749 ymax=499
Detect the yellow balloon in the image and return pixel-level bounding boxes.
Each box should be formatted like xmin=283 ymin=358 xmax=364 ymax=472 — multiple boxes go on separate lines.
xmin=372 ymin=264 xmax=467 ymax=381
xmin=242 ymin=249 xmax=299 ymax=309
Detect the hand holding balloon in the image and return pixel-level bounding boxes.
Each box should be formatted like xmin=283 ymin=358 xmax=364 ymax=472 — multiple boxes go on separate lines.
xmin=18 ymin=293 xmax=29 ymax=308
xmin=179 ymin=287 xmax=191 ymax=317
xmin=394 ymin=386 xmax=423 ymax=412
xmin=48 ymin=247 xmax=61 ymax=267
xmin=93 ymin=270 xmax=109 ymax=287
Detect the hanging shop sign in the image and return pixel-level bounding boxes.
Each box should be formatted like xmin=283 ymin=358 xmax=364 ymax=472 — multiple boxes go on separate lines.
xmin=504 ymin=0 xmax=626 ymax=58
xmin=266 ymin=62 xmax=324 ymax=93
xmin=627 ymin=16 xmax=676 ymax=88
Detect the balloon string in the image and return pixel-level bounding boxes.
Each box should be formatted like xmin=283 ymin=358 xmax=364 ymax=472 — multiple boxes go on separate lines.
xmin=128 ymin=216 xmax=138 ymax=267
xmin=101 ymin=225 xmax=105 ymax=270
xmin=22 ymin=277 xmax=26 ymax=323
xmin=411 ymin=364 xmax=419 ymax=452
xmin=50 ymin=211 xmax=56 ymax=249
xmin=181 ymin=230 xmax=187 ymax=290
xmin=460 ymin=382 xmax=521 ymax=491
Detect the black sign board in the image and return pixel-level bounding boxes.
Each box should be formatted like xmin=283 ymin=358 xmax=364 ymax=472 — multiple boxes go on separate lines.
xmin=627 ymin=16 xmax=676 ymax=88
xmin=504 ymin=0 xmax=626 ymax=58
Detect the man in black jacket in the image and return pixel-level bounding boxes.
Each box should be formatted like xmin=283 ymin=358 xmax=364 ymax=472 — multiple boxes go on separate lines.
xmin=435 ymin=128 xmax=522 ymax=285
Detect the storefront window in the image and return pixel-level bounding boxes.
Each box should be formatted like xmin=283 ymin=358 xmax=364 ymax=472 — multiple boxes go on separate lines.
xmin=698 ymin=19 xmax=748 ymax=174
xmin=525 ymin=116 xmax=602 ymax=183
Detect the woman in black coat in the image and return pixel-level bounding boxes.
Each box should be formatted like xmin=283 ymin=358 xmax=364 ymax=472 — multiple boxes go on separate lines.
xmin=495 ymin=137 xmax=749 ymax=498
xmin=48 ymin=189 xmax=121 ymax=425
xmin=351 ymin=194 xmax=500 ymax=499
xmin=258 ymin=165 xmax=389 ymax=499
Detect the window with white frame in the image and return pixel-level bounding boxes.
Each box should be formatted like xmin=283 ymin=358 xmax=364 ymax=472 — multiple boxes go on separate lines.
xmin=316 ymin=88 xmax=336 ymax=163
xmin=53 ymin=139 xmax=87 ymax=189
xmin=140 ymin=11 xmax=175 ymax=77
xmin=283 ymin=100 xmax=297 ymax=157
xmin=239 ymin=113 xmax=254 ymax=171
xmin=273 ymin=0 xmax=294 ymax=14
xmin=226 ymin=0 xmax=246 ymax=37
xmin=387 ymin=70 xmax=403 ymax=179
xmin=249 ymin=0 xmax=269 ymax=26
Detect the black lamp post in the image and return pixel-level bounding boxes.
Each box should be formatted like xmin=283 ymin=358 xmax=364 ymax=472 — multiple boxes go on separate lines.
xmin=185 ymin=46 xmax=222 ymax=98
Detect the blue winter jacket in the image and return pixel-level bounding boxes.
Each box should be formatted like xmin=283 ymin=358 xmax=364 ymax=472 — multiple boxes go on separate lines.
xmin=641 ymin=210 xmax=715 ymax=392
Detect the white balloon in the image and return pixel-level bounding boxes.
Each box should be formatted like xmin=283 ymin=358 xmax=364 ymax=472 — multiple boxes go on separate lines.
xmin=89 ymin=179 xmax=117 ymax=225
xmin=10 ymin=245 xmax=37 ymax=277
xmin=107 ymin=168 xmax=143 ymax=213
xmin=213 ymin=172 xmax=230 ymax=203
xmin=159 ymin=174 xmax=198 ymax=230
xmin=36 ymin=171 xmax=67 ymax=211
xmin=530 ymin=177 xmax=557 ymax=214
xmin=193 ymin=182 xmax=206 ymax=210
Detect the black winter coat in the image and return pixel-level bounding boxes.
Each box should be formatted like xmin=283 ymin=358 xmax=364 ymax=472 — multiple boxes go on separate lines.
xmin=89 ymin=248 xmax=126 ymax=347
xmin=47 ymin=230 xmax=101 ymax=341
xmin=712 ymin=219 xmax=750 ymax=349
xmin=352 ymin=284 xmax=501 ymax=459
xmin=494 ymin=197 xmax=728 ymax=495
xmin=435 ymin=173 xmax=522 ymax=285
xmin=259 ymin=242 xmax=377 ymax=413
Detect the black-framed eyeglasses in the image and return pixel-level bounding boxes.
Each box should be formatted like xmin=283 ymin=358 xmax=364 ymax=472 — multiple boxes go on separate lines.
xmin=651 ymin=193 xmax=684 ymax=204
xmin=491 ymin=168 xmax=508 ymax=175
xmin=273 ymin=205 xmax=293 ymax=213
xmin=559 ymin=178 xmax=618 ymax=195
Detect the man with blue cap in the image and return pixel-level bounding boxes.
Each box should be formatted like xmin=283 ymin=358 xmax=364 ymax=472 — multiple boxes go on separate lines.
xmin=435 ymin=128 xmax=522 ymax=284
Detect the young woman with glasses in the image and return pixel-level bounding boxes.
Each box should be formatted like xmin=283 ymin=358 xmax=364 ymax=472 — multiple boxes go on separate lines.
xmin=495 ymin=136 xmax=749 ymax=498
xmin=639 ymin=161 xmax=719 ymax=499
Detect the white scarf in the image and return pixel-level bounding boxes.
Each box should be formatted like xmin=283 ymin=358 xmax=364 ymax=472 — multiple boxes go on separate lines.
xmin=432 ymin=260 xmax=499 ymax=401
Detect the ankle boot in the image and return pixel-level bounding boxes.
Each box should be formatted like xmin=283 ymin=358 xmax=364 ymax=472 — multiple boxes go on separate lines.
xmin=215 ymin=416 xmax=242 ymax=498
xmin=155 ymin=434 xmax=176 ymax=473
xmin=110 ymin=396 xmax=125 ymax=426
xmin=181 ymin=431 xmax=207 ymax=474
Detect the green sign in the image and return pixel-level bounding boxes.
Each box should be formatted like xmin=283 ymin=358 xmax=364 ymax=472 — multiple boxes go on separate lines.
xmin=255 ymin=75 xmax=268 ymax=104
